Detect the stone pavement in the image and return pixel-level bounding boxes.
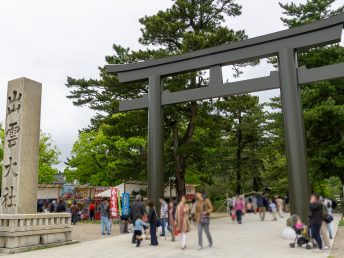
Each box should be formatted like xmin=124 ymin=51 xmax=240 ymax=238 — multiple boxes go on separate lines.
xmin=7 ymin=213 xmax=341 ymax=258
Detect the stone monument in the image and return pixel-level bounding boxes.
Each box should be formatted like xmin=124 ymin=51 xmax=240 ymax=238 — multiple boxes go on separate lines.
xmin=0 ymin=78 xmax=72 ymax=253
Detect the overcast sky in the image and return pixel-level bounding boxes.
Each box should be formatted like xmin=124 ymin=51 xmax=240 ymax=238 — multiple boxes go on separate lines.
xmin=0 ymin=0 xmax=343 ymax=170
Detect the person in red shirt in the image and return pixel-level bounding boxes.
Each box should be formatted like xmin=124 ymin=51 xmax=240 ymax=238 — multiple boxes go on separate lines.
xmin=89 ymin=202 xmax=95 ymax=221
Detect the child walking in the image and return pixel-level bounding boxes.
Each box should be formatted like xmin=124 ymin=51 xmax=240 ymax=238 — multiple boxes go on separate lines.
xmin=134 ymin=214 xmax=149 ymax=247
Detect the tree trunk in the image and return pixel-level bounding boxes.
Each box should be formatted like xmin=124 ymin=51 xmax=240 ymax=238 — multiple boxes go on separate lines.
xmin=236 ymin=115 xmax=242 ymax=195
xmin=252 ymin=177 xmax=260 ymax=192
xmin=173 ymin=123 xmax=186 ymax=200
xmin=175 ymin=154 xmax=186 ymax=200
xmin=172 ymin=76 xmax=198 ymax=200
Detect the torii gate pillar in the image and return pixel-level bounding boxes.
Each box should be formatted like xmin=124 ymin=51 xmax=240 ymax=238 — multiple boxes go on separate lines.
xmin=147 ymin=75 xmax=164 ymax=209
xmin=279 ymin=49 xmax=310 ymax=221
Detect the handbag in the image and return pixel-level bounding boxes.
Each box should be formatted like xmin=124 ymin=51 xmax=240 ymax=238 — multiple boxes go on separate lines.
xmin=325 ymin=214 xmax=334 ymax=224
xmin=174 ymin=225 xmax=180 ymax=236
xmin=156 ymin=219 xmax=162 ymax=227
xmin=231 ymin=212 xmax=236 ymax=221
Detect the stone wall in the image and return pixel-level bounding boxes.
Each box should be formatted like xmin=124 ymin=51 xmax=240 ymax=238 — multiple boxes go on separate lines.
xmin=0 ymin=213 xmax=72 ymax=253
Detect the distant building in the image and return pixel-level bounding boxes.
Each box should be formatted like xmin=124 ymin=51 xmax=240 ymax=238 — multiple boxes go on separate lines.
xmin=37 ymin=184 xmax=61 ymax=200
xmin=115 ymin=181 xmax=196 ymax=200
xmin=53 ymin=173 xmax=65 ymax=186
xmin=74 ymin=185 xmax=96 ymax=200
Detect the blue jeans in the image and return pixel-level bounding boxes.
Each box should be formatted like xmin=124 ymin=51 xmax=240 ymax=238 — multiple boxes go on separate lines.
xmin=198 ymin=222 xmax=213 ymax=247
xmin=236 ymin=210 xmax=243 ymax=223
xmin=160 ymin=218 xmax=167 ymax=236
xmin=101 ymin=216 xmax=110 ymax=234
xmin=327 ymin=221 xmax=333 ymax=238
xmin=310 ymin=223 xmax=322 ymax=249
xmin=71 ymin=213 xmax=77 ymax=225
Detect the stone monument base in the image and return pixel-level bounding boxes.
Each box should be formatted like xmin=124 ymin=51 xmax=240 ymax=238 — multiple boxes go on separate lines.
xmin=0 ymin=213 xmax=73 ymax=254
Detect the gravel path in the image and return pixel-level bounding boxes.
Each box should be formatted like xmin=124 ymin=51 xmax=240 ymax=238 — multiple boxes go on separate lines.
xmin=71 ymin=222 xmax=120 ymax=242
xmin=9 ymin=213 xmax=341 ymax=258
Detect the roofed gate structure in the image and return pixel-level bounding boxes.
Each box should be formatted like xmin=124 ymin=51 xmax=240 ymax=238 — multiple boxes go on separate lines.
xmin=107 ymin=14 xmax=344 ymax=221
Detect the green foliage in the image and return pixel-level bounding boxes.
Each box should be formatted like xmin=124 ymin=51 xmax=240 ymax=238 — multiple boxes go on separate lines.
xmin=38 ymin=132 xmax=61 ymax=184
xmin=279 ymin=0 xmax=343 ymax=27
xmin=139 ymin=0 xmax=244 ymax=52
xmin=260 ymin=97 xmax=288 ymax=196
xmin=66 ymin=0 xmax=249 ymax=196
xmin=339 ymin=219 xmax=344 ymax=227
xmin=0 ymin=126 xmax=60 ymax=184
xmin=312 ymin=177 xmax=342 ymax=199
xmin=214 ymin=95 xmax=267 ymax=194
xmin=279 ymin=0 xmax=344 ymax=187
xmin=64 ymin=0 xmax=344 ymax=200
xmin=64 ymin=113 xmax=147 ymax=186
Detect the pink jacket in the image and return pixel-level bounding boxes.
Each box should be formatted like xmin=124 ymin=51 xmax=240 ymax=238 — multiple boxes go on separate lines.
xmin=234 ymin=199 xmax=245 ymax=211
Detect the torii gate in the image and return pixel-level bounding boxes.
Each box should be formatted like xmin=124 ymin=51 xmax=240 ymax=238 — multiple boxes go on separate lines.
xmin=107 ymin=13 xmax=344 ymax=221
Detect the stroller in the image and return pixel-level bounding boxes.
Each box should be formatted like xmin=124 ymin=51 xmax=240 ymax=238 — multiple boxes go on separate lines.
xmin=287 ymin=214 xmax=315 ymax=249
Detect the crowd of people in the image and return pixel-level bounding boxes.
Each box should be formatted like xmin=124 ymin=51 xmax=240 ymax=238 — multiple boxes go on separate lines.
xmin=129 ymin=191 xmax=214 ymax=250
xmin=37 ymin=198 xmax=68 ymax=213
xmin=37 ymin=198 xmax=95 ymax=226
xmin=227 ymin=192 xmax=336 ymax=252
xmin=227 ymin=193 xmax=288 ymax=224
xmin=38 ymin=191 xmax=337 ymax=253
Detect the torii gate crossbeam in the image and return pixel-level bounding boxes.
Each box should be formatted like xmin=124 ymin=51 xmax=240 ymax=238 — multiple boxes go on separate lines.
xmin=106 ymin=13 xmax=344 ymax=221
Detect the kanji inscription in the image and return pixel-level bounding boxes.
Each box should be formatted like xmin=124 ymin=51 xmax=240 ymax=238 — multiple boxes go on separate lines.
xmin=2 ymin=186 xmax=16 ymax=208
xmin=3 ymin=157 xmax=18 ymax=178
xmin=7 ymin=90 xmax=22 ymax=115
xmin=6 ymin=122 xmax=20 ymax=148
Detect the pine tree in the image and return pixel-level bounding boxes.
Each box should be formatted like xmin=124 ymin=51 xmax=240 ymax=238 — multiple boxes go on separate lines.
xmin=66 ymin=0 xmax=247 ymax=197
xmin=279 ymin=0 xmax=344 ymax=187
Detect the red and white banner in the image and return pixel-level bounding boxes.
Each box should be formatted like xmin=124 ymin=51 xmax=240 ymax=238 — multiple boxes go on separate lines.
xmin=110 ymin=187 xmax=119 ymax=218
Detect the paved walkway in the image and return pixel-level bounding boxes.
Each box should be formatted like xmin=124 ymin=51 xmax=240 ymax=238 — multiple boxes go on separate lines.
xmin=9 ymin=213 xmax=340 ymax=258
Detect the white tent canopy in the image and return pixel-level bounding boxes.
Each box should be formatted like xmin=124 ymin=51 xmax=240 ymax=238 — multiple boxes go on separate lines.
xmin=95 ymin=188 xmax=115 ymax=198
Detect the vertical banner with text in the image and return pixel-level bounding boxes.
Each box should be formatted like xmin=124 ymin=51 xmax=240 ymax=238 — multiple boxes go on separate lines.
xmin=121 ymin=193 xmax=130 ymax=217
xmin=110 ymin=188 xmax=119 ymax=218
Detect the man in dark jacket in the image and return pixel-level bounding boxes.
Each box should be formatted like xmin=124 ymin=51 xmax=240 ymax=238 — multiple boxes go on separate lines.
xmin=130 ymin=195 xmax=146 ymax=243
xmin=309 ymin=193 xmax=323 ymax=251
xmin=56 ymin=199 xmax=66 ymax=213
